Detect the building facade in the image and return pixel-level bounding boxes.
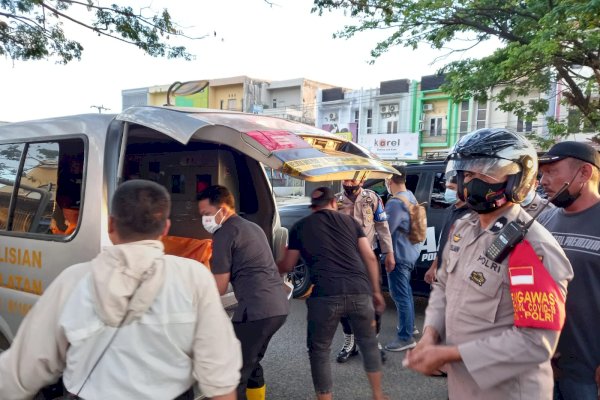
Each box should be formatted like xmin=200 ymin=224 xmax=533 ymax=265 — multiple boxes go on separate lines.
xmin=318 ymin=79 xmax=420 ymax=160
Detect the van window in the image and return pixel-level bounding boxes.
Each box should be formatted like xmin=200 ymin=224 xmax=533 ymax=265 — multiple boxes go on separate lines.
xmin=431 ymin=172 xmax=452 ymax=209
xmin=0 ymin=139 xmax=85 ymax=236
xmin=0 ymin=143 xmax=25 ymax=230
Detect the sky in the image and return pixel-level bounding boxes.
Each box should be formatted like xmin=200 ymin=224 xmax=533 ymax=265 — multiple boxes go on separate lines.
xmin=0 ymin=0 xmax=502 ymax=122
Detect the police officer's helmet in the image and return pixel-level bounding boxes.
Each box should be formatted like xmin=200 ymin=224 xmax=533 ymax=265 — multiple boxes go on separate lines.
xmin=446 ymin=128 xmax=538 ymax=203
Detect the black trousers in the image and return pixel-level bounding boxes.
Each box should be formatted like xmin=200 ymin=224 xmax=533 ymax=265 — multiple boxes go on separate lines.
xmin=341 ymin=313 xmax=381 ymax=336
xmin=233 ymin=314 xmax=287 ymax=400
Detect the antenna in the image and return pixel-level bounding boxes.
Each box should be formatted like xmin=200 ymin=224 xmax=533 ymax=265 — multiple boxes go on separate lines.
xmin=90 ymin=105 xmax=110 ymax=114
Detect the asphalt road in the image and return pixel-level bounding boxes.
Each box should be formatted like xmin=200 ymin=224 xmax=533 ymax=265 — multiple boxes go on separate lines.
xmin=260 ymin=295 xmax=448 ymax=400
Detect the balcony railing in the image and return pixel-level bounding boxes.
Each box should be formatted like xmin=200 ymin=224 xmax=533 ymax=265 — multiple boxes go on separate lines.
xmin=420 ymin=128 xmax=448 ymax=143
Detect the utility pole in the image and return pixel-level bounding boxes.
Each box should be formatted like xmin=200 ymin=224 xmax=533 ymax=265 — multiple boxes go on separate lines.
xmin=90 ymin=105 xmax=110 ymax=114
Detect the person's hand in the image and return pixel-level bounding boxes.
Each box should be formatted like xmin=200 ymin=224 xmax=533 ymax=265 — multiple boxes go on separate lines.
xmin=373 ymin=292 xmax=386 ymax=314
xmin=413 ymin=326 xmax=438 ymax=353
xmin=403 ymin=345 xmax=460 ymax=376
xmin=384 ymin=253 xmax=396 ymax=273
xmin=424 ymin=265 xmax=436 ymax=284
xmin=595 ymin=364 xmax=600 ymax=399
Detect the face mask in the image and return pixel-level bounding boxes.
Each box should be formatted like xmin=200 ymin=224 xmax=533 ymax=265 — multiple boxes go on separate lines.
xmin=385 ymin=181 xmax=392 ymax=195
xmin=521 ymin=190 xmax=536 ymax=207
xmin=463 ymin=178 xmax=507 ymax=214
xmin=343 ymin=184 xmax=360 ymax=197
xmin=550 ymin=169 xmax=583 ymax=208
xmin=444 ymin=188 xmax=458 ymax=204
xmin=202 ymin=208 xmax=223 ymax=234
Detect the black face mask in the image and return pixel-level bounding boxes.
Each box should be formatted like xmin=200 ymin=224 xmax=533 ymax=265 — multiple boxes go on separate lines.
xmin=343 ymin=185 xmax=360 ymax=197
xmin=550 ymin=169 xmax=583 ymax=208
xmin=464 ymin=178 xmax=507 ymax=214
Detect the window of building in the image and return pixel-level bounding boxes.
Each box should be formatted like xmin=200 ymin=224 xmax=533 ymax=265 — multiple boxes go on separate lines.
xmin=459 ymin=101 xmax=469 ymax=134
xmin=220 ymin=100 xmax=224 ymax=110
xmin=386 ymin=120 xmax=398 ymax=134
xmin=429 ymin=117 xmax=443 ymax=136
xmin=367 ymin=109 xmax=373 ymax=134
xmin=1 ymin=139 xmax=85 ymax=236
xmin=476 ymin=101 xmax=487 ymax=129
xmin=273 ymin=98 xmax=277 ymax=108
xmin=354 ymin=110 xmax=360 ymax=130
xmin=517 ymin=116 xmax=533 ymax=133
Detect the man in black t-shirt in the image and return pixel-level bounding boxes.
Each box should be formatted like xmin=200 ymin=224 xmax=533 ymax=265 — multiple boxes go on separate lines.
xmin=538 ymin=141 xmax=600 ymax=400
xmin=198 ymin=185 xmax=289 ymax=400
xmin=278 ymin=187 xmax=388 ymax=400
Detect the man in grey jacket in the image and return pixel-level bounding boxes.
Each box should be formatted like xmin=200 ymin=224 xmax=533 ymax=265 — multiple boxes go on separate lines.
xmin=0 ymin=180 xmax=241 ymax=400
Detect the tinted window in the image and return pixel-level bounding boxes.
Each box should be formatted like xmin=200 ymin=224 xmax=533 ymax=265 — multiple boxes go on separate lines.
xmin=0 ymin=143 xmax=25 ymax=230
xmin=430 ymin=172 xmax=453 ymax=209
xmin=2 ymin=139 xmax=85 ymax=236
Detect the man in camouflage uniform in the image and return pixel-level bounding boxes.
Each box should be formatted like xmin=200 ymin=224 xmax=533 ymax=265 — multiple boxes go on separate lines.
xmin=334 ymin=179 xmax=395 ymax=363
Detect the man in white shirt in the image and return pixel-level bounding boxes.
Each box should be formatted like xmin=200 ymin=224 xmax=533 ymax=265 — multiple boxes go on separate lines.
xmin=0 ymin=180 xmax=241 ymax=400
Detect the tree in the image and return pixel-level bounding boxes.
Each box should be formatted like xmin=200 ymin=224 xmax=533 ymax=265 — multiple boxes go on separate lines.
xmin=0 ymin=0 xmax=199 ymax=64
xmin=313 ymin=0 xmax=600 ymax=145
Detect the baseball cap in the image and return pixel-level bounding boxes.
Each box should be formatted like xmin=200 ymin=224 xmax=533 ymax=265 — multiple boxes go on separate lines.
xmin=309 ymin=186 xmax=335 ymax=209
xmin=539 ymin=141 xmax=600 ymax=169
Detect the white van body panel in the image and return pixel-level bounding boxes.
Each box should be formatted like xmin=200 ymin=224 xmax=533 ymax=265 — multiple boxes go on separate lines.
xmin=0 ymin=107 xmax=395 ymax=347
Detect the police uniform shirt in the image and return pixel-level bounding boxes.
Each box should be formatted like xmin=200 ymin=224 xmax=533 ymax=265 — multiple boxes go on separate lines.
xmin=424 ymin=204 xmax=573 ymax=400
xmin=336 ymin=189 xmax=393 ymax=254
xmin=522 ymin=193 xmax=555 ymax=217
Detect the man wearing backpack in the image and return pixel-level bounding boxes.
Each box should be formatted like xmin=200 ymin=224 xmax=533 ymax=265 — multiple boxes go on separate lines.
xmin=384 ymin=165 xmax=424 ymax=352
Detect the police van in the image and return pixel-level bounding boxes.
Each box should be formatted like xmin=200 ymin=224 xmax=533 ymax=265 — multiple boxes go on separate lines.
xmin=0 ymin=106 xmax=396 ymax=351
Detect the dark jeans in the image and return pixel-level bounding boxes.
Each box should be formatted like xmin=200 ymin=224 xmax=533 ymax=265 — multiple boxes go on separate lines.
xmin=387 ymin=263 xmax=415 ymax=341
xmin=340 ymin=313 xmax=382 ymax=335
xmin=307 ymin=294 xmax=381 ymax=394
xmin=233 ymin=314 xmax=287 ymax=400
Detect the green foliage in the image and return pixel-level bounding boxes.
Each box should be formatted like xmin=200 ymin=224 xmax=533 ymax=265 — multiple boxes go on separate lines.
xmin=313 ymin=0 xmax=600 ymax=147
xmin=0 ymin=0 xmax=195 ymax=63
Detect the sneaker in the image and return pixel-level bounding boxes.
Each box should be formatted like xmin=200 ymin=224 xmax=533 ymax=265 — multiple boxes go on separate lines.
xmin=378 ymin=342 xmax=387 ymax=364
xmin=384 ymin=338 xmax=417 ymax=352
xmin=336 ymin=334 xmax=359 ymax=363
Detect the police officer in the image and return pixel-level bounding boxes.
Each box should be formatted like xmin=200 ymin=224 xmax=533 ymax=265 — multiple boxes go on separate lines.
xmin=335 ymin=178 xmax=394 ymax=363
xmin=404 ymin=129 xmax=573 ymax=399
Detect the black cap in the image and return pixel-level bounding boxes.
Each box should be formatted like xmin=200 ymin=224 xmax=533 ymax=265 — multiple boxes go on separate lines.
xmin=309 ymin=186 xmax=335 ymax=209
xmin=539 ymin=141 xmax=600 ymax=169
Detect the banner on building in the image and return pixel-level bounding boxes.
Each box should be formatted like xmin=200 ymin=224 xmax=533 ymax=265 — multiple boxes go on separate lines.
xmin=364 ymin=133 xmax=419 ymax=160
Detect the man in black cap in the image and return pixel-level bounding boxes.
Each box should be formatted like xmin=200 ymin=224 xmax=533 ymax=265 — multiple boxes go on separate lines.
xmin=277 ymin=187 xmax=388 ymax=400
xmin=538 ymin=141 xmax=600 ymax=400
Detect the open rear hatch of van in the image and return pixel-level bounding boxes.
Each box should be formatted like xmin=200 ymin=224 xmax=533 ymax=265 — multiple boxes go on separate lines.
xmin=116 ymin=107 xmax=397 ymax=180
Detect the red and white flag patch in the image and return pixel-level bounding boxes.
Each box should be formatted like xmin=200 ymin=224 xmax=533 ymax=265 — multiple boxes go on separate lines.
xmin=509 ymin=266 xmax=535 ymax=285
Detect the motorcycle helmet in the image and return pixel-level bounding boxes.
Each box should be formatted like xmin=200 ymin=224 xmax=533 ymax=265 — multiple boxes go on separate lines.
xmin=446 ymin=128 xmax=537 ymax=204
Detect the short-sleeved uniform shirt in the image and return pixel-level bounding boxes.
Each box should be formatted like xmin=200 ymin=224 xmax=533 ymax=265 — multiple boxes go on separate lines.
xmin=211 ymin=215 xmax=289 ymax=323
xmin=288 ymin=209 xmax=372 ymax=297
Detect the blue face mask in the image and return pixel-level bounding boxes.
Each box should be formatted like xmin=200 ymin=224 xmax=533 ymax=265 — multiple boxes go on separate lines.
xmin=444 ymin=188 xmax=458 ymax=204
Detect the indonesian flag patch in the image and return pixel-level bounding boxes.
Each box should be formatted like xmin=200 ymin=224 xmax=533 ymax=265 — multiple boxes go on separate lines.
xmin=509 ymin=266 xmax=535 ymax=285
xmin=508 ymin=240 xmax=565 ymax=331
